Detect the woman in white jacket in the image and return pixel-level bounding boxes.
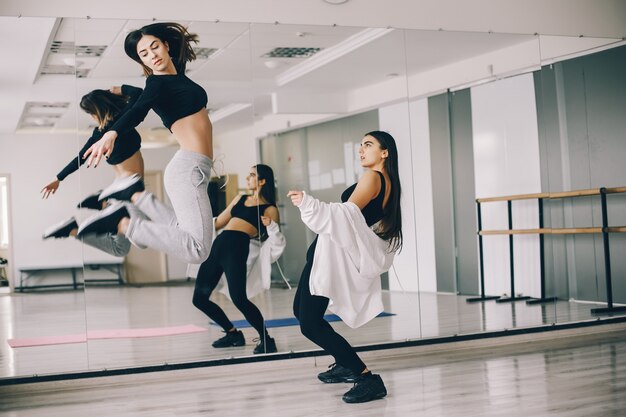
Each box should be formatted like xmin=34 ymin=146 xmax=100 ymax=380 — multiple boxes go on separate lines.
xmin=288 ymin=131 xmax=402 ymax=404
xmin=193 ymin=164 xmax=282 ymax=354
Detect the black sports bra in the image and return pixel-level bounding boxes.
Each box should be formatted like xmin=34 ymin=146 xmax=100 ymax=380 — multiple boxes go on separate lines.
xmin=341 ymin=170 xmax=386 ymax=227
xmin=230 ymin=195 xmax=275 ymax=237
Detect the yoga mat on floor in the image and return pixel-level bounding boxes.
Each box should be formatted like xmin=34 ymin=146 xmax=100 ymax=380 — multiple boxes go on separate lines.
xmin=7 ymin=324 xmax=208 ymax=348
xmin=211 ymin=312 xmax=395 ymax=329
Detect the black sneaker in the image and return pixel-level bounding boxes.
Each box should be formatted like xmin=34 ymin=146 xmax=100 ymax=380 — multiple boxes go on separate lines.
xmin=253 ymin=336 xmax=277 ymax=354
xmin=77 ymin=190 xmax=103 ymax=210
xmin=342 ymin=373 xmax=387 ymax=404
xmin=77 ymin=203 xmax=129 ymax=237
xmin=317 ymin=363 xmax=358 ymax=384
xmin=212 ymin=330 xmax=245 ymax=348
xmin=99 ymin=174 xmax=145 ymax=202
xmin=43 ymin=217 xmax=79 ymax=239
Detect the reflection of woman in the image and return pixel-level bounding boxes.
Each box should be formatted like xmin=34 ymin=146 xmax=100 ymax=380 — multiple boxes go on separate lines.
xmin=288 ymin=131 xmax=402 ymax=404
xmin=77 ymin=22 xmax=214 ymax=264
xmin=41 ymin=87 xmax=144 ymax=257
xmin=193 ymin=165 xmax=283 ymax=354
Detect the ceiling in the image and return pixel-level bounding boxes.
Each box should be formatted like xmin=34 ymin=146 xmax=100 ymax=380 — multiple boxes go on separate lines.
xmin=0 ymin=15 xmax=622 ymax=141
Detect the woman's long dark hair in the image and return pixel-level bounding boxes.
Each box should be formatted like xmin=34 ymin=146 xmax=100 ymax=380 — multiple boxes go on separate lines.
xmin=254 ymin=164 xmax=276 ymax=205
xmin=365 ymin=131 xmax=403 ymax=252
xmin=124 ymin=22 xmax=198 ymax=76
xmin=80 ymin=90 xmax=129 ymax=130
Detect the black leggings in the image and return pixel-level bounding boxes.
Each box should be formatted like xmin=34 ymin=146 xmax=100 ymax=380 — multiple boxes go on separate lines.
xmin=293 ymin=238 xmax=366 ymax=374
xmin=193 ymin=230 xmax=268 ymax=338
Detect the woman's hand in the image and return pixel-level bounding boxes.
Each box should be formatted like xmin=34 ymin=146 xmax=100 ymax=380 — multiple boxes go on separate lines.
xmin=260 ymin=216 xmax=272 ymax=227
xmin=287 ymin=190 xmax=304 ymax=207
xmin=109 ymin=86 xmax=122 ymax=95
xmin=83 ymin=130 xmax=118 ymax=167
xmin=41 ymin=179 xmax=60 ymax=199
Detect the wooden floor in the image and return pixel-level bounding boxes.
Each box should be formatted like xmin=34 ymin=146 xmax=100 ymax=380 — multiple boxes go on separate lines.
xmin=0 ymin=282 xmax=619 ymax=379
xmin=1 ymin=324 xmax=625 ymax=416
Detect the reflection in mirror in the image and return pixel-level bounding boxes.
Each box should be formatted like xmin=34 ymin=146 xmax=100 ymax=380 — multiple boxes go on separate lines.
xmin=72 ymin=18 xmax=259 ymax=370
xmin=0 ymin=16 xmax=88 ymax=378
xmin=401 ymin=29 xmax=559 ymax=337
xmin=535 ymin=36 xmax=626 ymax=323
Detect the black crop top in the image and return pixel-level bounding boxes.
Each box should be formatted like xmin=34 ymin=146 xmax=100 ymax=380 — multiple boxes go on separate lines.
xmin=110 ymin=73 xmax=208 ymax=133
xmin=56 ymin=84 xmax=143 ymax=181
xmin=341 ymin=170 xmax=386 ymax=227
xmin=230 ymin=195 xmax=275 ymax=237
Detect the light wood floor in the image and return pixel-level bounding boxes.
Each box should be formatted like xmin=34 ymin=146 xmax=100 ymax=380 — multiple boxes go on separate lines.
xmin=0 ymin=282 xmax=618 ymax=379
xmin=1 ymin=324 xmax=625 ymax=416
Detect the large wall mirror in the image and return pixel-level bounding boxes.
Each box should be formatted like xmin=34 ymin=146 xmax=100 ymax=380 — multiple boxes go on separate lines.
xmin=1 ymin=14 xmax=624 ymax=381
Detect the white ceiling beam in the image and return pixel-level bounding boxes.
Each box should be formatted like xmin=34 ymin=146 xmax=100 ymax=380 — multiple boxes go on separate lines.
xmin=1 ymin=0 xmax=625 ymax=38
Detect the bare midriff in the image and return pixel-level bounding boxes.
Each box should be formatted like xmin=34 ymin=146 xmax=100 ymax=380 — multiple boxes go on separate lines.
xmin=223 ymin=218 xmax=261 ymax=238
xmin=170 ymin=109 xmax=213 ymax=159
xmin=111 ymin=151 xmax=145 ymax=179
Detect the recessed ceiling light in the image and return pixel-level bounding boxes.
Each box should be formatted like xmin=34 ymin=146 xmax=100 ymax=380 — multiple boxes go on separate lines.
xmin=323 ymin=0 xmax=349 ymax=4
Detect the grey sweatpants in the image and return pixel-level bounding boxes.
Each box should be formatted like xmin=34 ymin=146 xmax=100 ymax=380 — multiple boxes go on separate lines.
xmin=81 ymin=233 xmax=131 ymax=257
xmin=125 ymin=150 xmax=213 ymax=264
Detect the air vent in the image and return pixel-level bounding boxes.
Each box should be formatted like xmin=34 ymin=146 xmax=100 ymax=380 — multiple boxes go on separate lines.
xmin=262 ymin=47 xmax=322 ymax=59
xmin=50 ymin=41 xmax=107 ymax=57
xmin=193 ymin=47 xmax=218 ymax=59
xmin=40 ymin=64 xmax=90 ymax=77
xmin=16 ymin=101 xmax=71 ymax=131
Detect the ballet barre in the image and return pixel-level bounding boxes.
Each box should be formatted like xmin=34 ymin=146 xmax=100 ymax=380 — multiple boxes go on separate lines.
xmin=467 ymin=186 xmax=626 ymax=315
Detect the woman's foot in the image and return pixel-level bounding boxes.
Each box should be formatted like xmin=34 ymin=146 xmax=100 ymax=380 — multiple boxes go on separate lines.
xmin=43 ymin=217 xmax=79 ymax=239
xmin=317 ymin=363 xmax=358 ymax=383
xmin=77 ymin=190 xmax=104 ymax=210
xmin=77 ymin=202 xmax=129 ymax=237
xmin=212 ymin=329 xmax=245 ymax=348
xmin=253 ymin=336 xmax=277 ymax=354
xmin=98 ymin=174 xmax=145 ymax=202
xmin=342 ymin=372 xmax=387 ymax=403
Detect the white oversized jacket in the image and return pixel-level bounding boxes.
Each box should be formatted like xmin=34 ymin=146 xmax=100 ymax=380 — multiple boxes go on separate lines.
xmin=297 ymin=192 xmax=395 ymax=328
xmin=187 ymin=220 xmax=286 ymax=300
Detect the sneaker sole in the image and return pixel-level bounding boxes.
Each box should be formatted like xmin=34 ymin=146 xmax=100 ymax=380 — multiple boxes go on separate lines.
xmin=43 ymin=218 xmax=78 ymax=239
xmin=212 ymin=341 xmax=246 ymax=348
xmin=99 ymin=175 xmax=143 ymax=201
xmin=318 ymin=376 xmax=356 ymax=384
xmin=342 ymin=392 xmax=387 ymax=403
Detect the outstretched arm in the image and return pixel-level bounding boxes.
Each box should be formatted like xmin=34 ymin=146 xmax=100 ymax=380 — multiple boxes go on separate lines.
xmin=214 ymin=194 xmax=244 ymax=230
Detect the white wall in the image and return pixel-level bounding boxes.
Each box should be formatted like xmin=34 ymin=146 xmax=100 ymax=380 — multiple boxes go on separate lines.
xmin=0 ymin=132 xmax=84 ymax=282
xmin=378 ymin=102 xmax=420 ymax=292
xmin=0 ymin=131 xmax=178 ymax=282
xmin=409 ymin=99 xmax=437 ymax=293
xmin=213 ymin=125 xmax=256 ymax=190
xmin=471 ymin=73 xmax=542 ymax=298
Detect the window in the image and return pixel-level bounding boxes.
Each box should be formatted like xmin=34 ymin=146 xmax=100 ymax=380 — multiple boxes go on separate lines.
xmin=0 ymin=177 xmax=8 ymax=248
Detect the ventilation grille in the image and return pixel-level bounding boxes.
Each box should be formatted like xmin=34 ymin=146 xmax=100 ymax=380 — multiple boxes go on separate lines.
xmin=262 ymin=47 xmax=322 ymax=58
xmin=193 ymin=47 xmax=218 ymax=59
xmin=17 ymin=102 xmax=70 ymax=131
xmin=40 ymin=64 xmax=90 ymax=78
xmin=50 ymin=41 xmax=107 ymax=57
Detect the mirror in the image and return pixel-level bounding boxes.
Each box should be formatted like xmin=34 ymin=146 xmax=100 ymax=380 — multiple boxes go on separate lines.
xmin=2 ymin=13 xmax=623 ymax=381
xmin=0 ymin=16 xmax=87 ymax=377
xmin=535 ymin=35 xmax=626 ymax=322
